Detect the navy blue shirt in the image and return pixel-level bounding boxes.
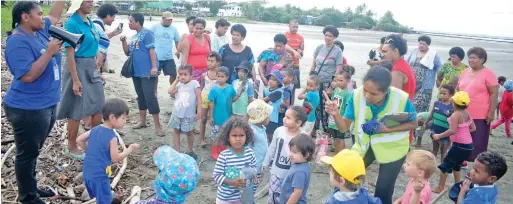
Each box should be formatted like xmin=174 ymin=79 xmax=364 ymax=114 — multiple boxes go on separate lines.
xmin=83 ymin=126 xmax=116 ymax=179
xmin=431 ymin=100 xmax=452 ymax=134
xmin=4 ymin=18 xmax=62 ymax=110
xmin=128 ymin=28 xmax=157 ymax=77
xmin=219 ymin=44 xmax=255 ymax=83
xmin=280 ymin=162 xmax=311 ymax=204
xmin=64 ymin=13 xmax=99 ymax=57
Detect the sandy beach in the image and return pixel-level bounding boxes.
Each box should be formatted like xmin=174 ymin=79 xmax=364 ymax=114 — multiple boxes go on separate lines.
xmin=2 ymin=16 xmax=512 ymax=203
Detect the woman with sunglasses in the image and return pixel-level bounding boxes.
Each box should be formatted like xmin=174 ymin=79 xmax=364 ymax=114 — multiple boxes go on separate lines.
xmin=3 ymin=1 xmax=66 ymax=203
xmin=56 ymin=0 xmax=103 ymax=160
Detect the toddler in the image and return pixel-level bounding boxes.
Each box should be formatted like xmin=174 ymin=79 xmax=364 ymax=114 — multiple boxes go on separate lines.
xmin=297 ymin=75 xmax=321 ymax=135
xmin=263 ymin=105 xmax=310 ymax=204
xmin=232 ymin=61 xmax=255 ymax=116
xmin=247 ymin=99 xmax=273 ymax=179
xmin=394 ymin=150 xmax=437 ymax=204
xmin=279 ymin=69 xmax=296 ymax=125
xmin=432 ymin=91 xmax=476 ymax=193
xmin=199 ymin=52 xmax=221 ymax=148
xmin=279 ymin=134 xmax=316 ymax=204
xmin=328 ymin=70 xmax=352 ymax=153
xmin=321 ymin=149 xmax=381 ymax=204
xmin=208 ymin=66 xmax=245 ymax=160
xmin=134 ymin=145 xmax=199 ymax=204
xmin=457 ymin=151 xmax=508 ymax=204
xmin=168 ymin=64 xmax=201 ymax=159
xmin=491 ymin=80 xmax=513 ymax=137
xmin=77 ymin=98 xmax=139 ymax=203
xmin=423 ymin=84 xmax=455 ymax=161
xmin=264 ymin=70 xmax=285 ymax=139
xmin=213 ymin=116 xmax=258 ymax=204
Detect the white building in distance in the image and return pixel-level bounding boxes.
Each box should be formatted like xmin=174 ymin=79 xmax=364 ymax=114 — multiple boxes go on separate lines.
xmin=217 ymin=4 xmax=242 ymax=17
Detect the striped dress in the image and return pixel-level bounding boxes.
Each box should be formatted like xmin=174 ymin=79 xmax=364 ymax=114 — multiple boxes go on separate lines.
xmin=213 ymin=146 xmax=257 ymax=202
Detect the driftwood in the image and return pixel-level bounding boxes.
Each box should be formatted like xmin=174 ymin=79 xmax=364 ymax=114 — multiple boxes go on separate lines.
xmin=1 ymin=138 xmax=15 ymax=145
xmin=122 ymin=185 xmax=142 ymax=204
xmin=254 ymin=183 xmax=270 ymax=200
xmin=1 ymin=145 xmax=15 ymax=170
xmin=111 ymin=130 xmax=127 ymax=189
xmin=66 ymin=185 xmax=80 ymax=204
xmin=429 ymin=187 xmax=449 ymax=204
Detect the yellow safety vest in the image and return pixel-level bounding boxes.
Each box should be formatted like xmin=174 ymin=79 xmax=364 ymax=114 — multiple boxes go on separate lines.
xmin=351 ymin=87 xmax=410 ymax=163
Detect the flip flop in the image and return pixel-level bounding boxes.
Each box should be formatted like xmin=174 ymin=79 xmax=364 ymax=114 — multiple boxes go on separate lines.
xmin=132 ymin=123 xmax=148 ymax=129
xmin=63 ymin=148 xmax=85 ymax=161
xmin=156 ymin=131 xmax=165 ymax=137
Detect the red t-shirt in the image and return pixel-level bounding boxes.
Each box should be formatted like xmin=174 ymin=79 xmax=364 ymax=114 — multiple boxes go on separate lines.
xmin=285 ymin=32 xmax=304 ymax=66
xmin=500 ymin=91 xmax=513 ymax=118
xmin=392 ymin=58 xmax=416 ymax=101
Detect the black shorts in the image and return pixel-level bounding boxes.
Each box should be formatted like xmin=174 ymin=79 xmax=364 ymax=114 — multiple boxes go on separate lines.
xmin=329 ymin=129 xmax=348 ymax=139
xmin=158 ymin=59 xmax=176 ymax=76
xmin=438 ymin=142 xmax=473 ymax=173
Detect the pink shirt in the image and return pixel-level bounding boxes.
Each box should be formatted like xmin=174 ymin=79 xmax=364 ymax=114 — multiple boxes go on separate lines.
xmin=401 ymin=179 xmax=432 ymax=204
xmin=448 ymin=114 xmax=474 ymax=144
xmin=457 ymin=67 xmax=498 ymax=119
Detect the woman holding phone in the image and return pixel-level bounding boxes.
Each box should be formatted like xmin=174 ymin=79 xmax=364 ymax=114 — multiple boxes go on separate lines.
xmin=3 ymin=1 xmax=66 ymax=202
xmin=325 ymin=65 xmax=417 ymax=204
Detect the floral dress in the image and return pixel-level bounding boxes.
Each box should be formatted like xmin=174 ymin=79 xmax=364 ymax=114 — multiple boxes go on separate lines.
xmin=412 ymin=57 xmax=432 ymax=113
xmin=438 ymin=62 xmax=468 ymax=87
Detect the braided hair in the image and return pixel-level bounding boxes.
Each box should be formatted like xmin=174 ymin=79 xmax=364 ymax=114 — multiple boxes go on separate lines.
xmin=8 ymin=1 xmax=40 ymax=36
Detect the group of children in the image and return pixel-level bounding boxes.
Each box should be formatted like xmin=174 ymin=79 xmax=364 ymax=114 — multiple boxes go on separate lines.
xmin=74 ymin=49 xmax=510 ymax=204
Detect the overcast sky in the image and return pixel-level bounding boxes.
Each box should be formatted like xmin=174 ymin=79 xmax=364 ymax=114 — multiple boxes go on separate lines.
xmin=264 ymin=0 xmax=513 ymax=37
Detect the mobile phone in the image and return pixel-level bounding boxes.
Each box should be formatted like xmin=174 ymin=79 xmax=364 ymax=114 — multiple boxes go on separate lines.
xmin=118 ymin=23 xmax=123 ymax=30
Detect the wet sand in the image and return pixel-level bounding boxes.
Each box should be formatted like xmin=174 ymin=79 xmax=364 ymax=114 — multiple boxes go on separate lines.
xmin=95 ymin=17 xmax=513 ymax=203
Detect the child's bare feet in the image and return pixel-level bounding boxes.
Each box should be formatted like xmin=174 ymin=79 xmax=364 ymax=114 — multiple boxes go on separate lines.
xmin=200 ymin=140 xmax=207 ymax=148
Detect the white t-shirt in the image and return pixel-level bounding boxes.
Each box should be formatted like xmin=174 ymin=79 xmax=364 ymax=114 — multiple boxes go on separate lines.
xmin=210 ymin=33 xmax=229 ymax=53
xmin=263 ymin=127 xmax=305 ymax=178
xmin=499 ymin=85 xmax=505 ymax=102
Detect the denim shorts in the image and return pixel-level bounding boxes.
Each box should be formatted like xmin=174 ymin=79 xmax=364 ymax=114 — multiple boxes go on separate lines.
xmin=439 ymin=142 xmax=473 ymax=173
xmin=430 ymin=133 xmax=450 ymax=145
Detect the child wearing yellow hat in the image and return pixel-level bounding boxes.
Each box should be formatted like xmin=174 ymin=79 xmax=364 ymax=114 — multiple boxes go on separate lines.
xmin=321 ymin=149 xmax=382 ymax=204
xmin=432 ymin=91 xmax=476 ymax=194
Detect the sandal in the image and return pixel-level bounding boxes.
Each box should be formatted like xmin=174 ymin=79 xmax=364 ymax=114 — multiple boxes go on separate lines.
xmin=132 ymin=123 xmax=148 ymax=129
xmin=156 ymin=131 xmax=165 ymax=137
xmin=64 ymin=148 xmax=85 ymax=161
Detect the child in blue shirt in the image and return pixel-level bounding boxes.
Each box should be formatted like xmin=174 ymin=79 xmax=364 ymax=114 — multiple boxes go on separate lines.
xmin=278 ymin=69 xmax=296 ymax=125
xmin=423 ymin=84 xmax=455 ymax=162
xmin=279 ymin=134 xmax=316 ymax=204
xmin=264 ymin=70 xmax=285 ymax=139
xmin=457 ymin=152 xmax=507 ymax=204
xmin=208 ymin=66 xmax=244 ymax=160
xmin=77 ymin=98 xmax=140 ymax=203
xmin=298 ymin=75 xmax=321 ymax=135
xmin=247 ymin=99 xmax=273 ymax=180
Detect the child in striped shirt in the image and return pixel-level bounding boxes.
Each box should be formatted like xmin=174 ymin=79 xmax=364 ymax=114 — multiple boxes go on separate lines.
xmin=213 ymin=116 xmax=258 ymax=204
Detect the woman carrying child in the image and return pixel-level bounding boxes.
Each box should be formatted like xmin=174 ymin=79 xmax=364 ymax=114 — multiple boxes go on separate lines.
xmin=213 ymin=116 xmax=258 ymax=204
xmin=325 ymin=66 xmax=417 ymax=204
xmin=263 ymin=106 xmax=311 ymax=204
xmin=432 ymin=91 xmax=476 ymax=193
xmin=168 ymin=64 xmax=202 ymax=159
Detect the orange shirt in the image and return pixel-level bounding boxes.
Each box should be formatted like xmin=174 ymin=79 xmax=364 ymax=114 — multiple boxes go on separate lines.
xmin=285 ymin=32 xmax=304 ymax=66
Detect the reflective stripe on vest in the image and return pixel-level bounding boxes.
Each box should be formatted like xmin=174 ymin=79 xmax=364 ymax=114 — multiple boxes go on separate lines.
xmin=351 ymin=87 xmax=410 ymax=163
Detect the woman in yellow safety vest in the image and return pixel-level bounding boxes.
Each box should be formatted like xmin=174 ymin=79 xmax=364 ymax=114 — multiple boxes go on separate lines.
xmin=325 ymin=65 xmax=418 ymax=204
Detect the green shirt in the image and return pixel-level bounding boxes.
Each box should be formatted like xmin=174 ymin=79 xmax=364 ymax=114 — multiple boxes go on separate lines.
xmin=328 ymin=88 xmax=351 ymax=130
xmin=438 ymin=62 xmax=468 ymax=87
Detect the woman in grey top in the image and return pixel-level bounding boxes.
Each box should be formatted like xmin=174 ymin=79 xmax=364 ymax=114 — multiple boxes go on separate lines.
xmin=310 ymin=25 xmax=343 ymax=132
